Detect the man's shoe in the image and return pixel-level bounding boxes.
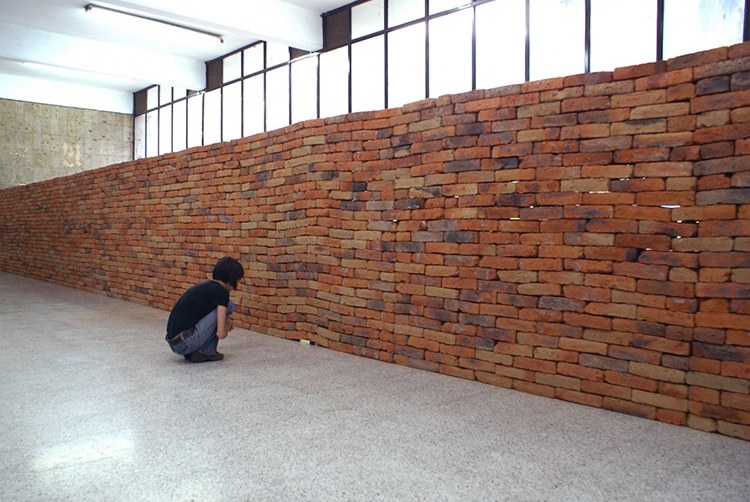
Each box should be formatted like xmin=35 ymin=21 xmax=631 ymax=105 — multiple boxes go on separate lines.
xmin=185 ymin=352 xmax=224 ymax=363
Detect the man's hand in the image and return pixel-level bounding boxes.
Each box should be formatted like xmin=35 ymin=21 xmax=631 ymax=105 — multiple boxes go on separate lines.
xmin=226 ymin=318 xmax=234 ymax=333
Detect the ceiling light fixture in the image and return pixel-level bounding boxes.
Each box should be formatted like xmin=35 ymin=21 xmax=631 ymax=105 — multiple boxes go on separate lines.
xmin=84 ymin=3 xmax=224 ymax=46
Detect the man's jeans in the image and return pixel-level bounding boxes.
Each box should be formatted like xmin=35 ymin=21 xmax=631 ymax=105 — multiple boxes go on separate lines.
xmin=168 ymin=301 xmax=235 ymax=356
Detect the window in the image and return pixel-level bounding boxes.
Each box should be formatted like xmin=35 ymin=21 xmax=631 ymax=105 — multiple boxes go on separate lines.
xmin=159 ymin=86 xmax=172 ymax=106
xmin=476 ymin=0 xmax=526 ymax=88
xmin=388 ymin=22 xmax=426 ymax=108
xmin=266 ymin=66 xmax=290 ymax=131
xmin=146 ymin=110 xmax=158 ymax=157
xmin=429 ymin=9 xmax=473 ymax=98
xmin=529 ymin=0 xmax=585 ymax=81
xmin=243 ymin=75 xmax=265 ymax=137
xmin=292 ymin=56 xmax=319 ymax=123
xmin=222 ymin=82 xmax=242 ymax=141
xmin=158 ymin=105 xmax=172 ymax=155
xmin=134 ymin=115 xmax=146 ymax=159
xmin=147 ymin=86 xmax=159 ymax=110
xmin=388 ymin=0 xmax=424 ymax=27
xmin=320 ymin=46 xmax=349 ymax=117
xmin=244 ymin=44 xmax=264 ymax=76
xmin=203 ymin=88 xmax=221 ymax=145
xmin=172 ymin=100 xmax=187 ymax=152
xmin=430 ymin=0 xmax=468 ymax=15
xmin=663 ymin=0 xmax=745 ymax=59
xmin=352 ymin=0 xmax=384 ymax=39
xmin=590 ymin=0 xmax=656 ymax=71
xmin=223 ymin=52 xmax=242 ymax=83
xmin=352 ymin=35 xmax=385 ymax=112
xmin=187 ymin=93 xmax=203 ymax=148
xmin=267 ymin=42 xmax=290 ymax=67
xmin=134 ymin=0 xmax=749 ymax=159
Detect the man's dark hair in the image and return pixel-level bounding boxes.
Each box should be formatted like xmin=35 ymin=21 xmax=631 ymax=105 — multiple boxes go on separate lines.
xmin=212 ymin=256 xmax=245 ymax=289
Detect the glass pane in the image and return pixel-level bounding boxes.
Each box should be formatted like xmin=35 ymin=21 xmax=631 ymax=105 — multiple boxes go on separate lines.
xmin=173 ymin=87 xmax=188 ymax=99
xmin=146 ymin=110 xmax=158 ymax=157
xmin=223 ymin=52 xmax=242 ymax=83
xmin=388 ymin=22 xmax=426 ymax=108
xmin=244 ymin=44 xmax=265 ymax=75
xmin=663 ymin=0 xmax=744 ymax=59
xmin=267 ymin=42 xmax=290 ymax=67
xmin=353 ymin=0 xmax=385 ymax=39
xmin=187 ymin=93 xmax=203 ymax=148
xmin=292 ymin=56 xmax=319 ymax=124
xmin=476 ymin=0 xmax=526 ymax=88
xmin=223 ymin=82 xmax=242 ymax=141
xmin=352 ymin=35 xmax=385 ymax=112
xmin=529 ymin=0 xmax=585 ymax=81
xmin=267 ymin=66 xmax=290 ymax=131
xmin=590 ymin=0 xmax=656 ymax=71
xmin=134 ymin=114 xmax=146 ymax=159
xmin=203 ymin=88 xmax=221 ymax=145
xmin=173 ymin=100 xmax=187 ymax=152
xmin=320 ymin=46 xmax=349 ymax=118
xmin=429 ymin=9 xmax=472 ymax=98
xmin=388 ymin=0 xmax=424 ymax=27
xmin=243 ymin=75 xmax=265 ymax=137
xmin=159 ymin=105 xmax=172 ymax=155
xmin=430 ymin=0 xmax=467 ymax=15
xmin=159 ymin=86 xmax=172 ymax=106
xmin=147 ymin=86 xmax=159 ymax=110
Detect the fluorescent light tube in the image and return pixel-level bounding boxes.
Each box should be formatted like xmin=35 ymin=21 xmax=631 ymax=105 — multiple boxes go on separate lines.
xmin=84 ymin=3 xmax=224 ymax=47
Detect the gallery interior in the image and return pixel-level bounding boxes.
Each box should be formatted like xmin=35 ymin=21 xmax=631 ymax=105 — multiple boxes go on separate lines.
xmin=1 ymin=1 xmax=749 ymax=499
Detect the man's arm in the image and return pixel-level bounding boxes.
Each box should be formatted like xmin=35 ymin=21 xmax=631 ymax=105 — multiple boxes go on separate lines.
xmin=216 ymin=305 xmax=229 ymax=339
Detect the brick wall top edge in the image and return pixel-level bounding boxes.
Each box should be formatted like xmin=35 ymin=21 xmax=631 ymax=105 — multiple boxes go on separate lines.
xmin=2 ymin=41 xmax=749 ymax=198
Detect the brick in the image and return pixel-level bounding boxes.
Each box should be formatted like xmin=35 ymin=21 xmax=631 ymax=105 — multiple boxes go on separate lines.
xmin=536 ymin=373 xmax=581 ymax=390
xmin=558 ymin=362 xmax=604 ymax=381
xmin=686 ymin=372 xmax=750 ymax=393
xmin=580 ymin=354 xmax=628 ymax=372
xmin=631 ymin=103 xmax=690 ymax=119
xmin=694 ymin=123 xmax=750 ymax=144
xmin=696 ymin=76 xmax=731 ymax=95
xmin=475 ymin=371 xmax=513 ymax=388
xmin=562 ymin=96 xmax=610 ymax=112
xmin=717 ymin=421 xmax=750 ymax=441
xmin=581 ymin=380 xmax=631 ymax=399
xmin=630 ymin=362 xmax=685 ymax=383
xmin=611 ymin=119 xmax=666 ymax=135
xmin=602 ymin=397 xmax=656 ymax=420
xmin=722 ymin=392 xmax=750 ymax=411
xmin=687 ymin=415 xmax=718 ymax=432
xmin=605 ymin=371 xmax=658 ymax=392
xmin=632 ymin=389 xmax=688 ymax=411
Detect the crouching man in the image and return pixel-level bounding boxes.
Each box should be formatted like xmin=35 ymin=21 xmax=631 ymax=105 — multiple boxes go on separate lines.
xmin=165 ymin=256 xmax=245 ymax=363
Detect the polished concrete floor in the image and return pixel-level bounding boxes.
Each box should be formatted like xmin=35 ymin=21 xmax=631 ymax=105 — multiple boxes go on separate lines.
xmin=1 ymin=271 xmax=749 ymax=501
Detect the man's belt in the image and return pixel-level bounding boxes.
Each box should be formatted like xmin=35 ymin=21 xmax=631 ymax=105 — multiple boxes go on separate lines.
xmin=167 ymin=328 xmax=194 ymax=348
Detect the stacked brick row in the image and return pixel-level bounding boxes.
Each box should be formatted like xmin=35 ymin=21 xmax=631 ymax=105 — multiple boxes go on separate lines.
xmin=1 ymin=42 xmax=749 ymax=440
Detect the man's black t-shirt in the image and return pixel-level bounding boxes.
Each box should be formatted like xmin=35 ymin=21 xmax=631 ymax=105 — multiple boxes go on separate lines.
xmin=166 ymin=281 xmax=230 ymax=339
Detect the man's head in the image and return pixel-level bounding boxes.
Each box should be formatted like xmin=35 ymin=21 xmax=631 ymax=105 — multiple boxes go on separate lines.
xmin=212 ymin=256 xmax=245 ymax=290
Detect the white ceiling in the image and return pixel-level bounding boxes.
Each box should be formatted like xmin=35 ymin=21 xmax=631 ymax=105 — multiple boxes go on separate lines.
xmin=0 ymin=0 xmax=352 ymax=113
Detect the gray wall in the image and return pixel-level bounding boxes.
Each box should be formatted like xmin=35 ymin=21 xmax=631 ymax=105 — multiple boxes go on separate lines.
xmin=0 ymin=99 xmax=133 ymax=189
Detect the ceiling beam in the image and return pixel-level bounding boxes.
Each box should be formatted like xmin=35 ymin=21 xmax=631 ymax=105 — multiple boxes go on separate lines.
xmin=117 ymin=0 xmax=325 ymax=50
xmin=0 ymin=22 xmax=206 ymax=91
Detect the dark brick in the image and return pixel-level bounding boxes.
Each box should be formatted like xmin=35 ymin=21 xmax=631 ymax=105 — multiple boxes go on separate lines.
xmin=445 ymin=231 xmax=477 ymax=243
xmin=445 ymin=160 xmax=481 ymax=172
xmin=731 ymin=70 xmax=750 ymax=90
xmin=696 ymin=76 xmax=731 ymax=95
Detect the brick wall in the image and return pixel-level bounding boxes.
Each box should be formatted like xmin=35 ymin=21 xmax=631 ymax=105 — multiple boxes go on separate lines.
xmin=1 ymin=42 xmax=749 ymax=440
